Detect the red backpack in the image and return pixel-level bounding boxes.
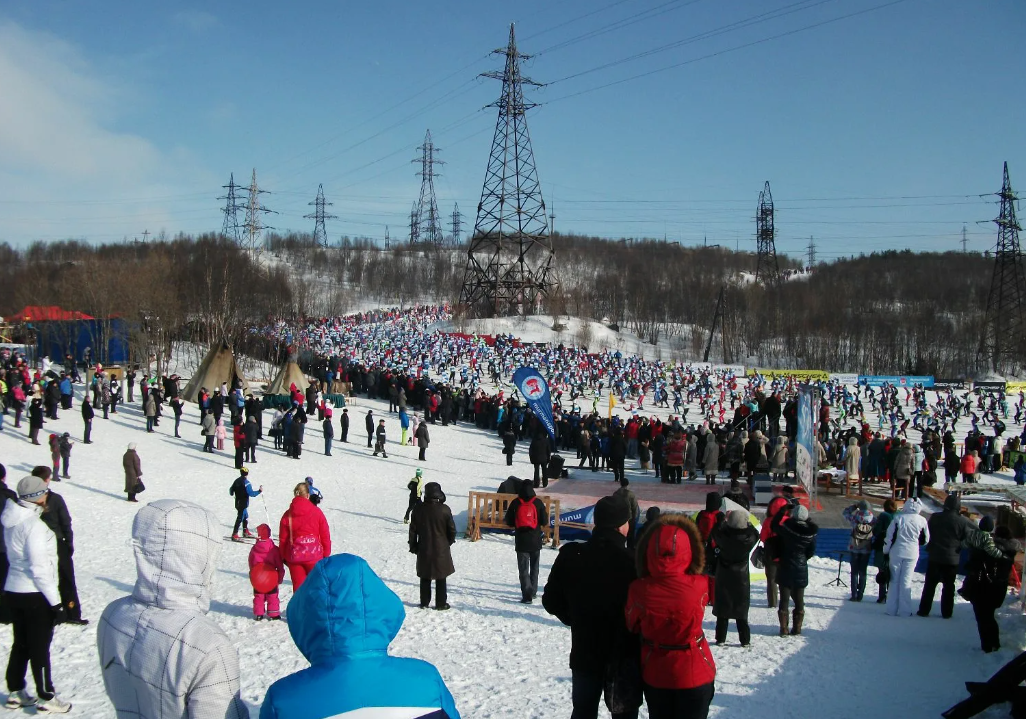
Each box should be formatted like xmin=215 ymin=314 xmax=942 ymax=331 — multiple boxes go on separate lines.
xmin=515 ymin=499 xmax=539 ymax=530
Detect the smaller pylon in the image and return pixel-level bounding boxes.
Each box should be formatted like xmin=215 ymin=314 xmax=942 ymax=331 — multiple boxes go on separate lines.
xmin=305 ymin=184 xmax=338 ymax=248
xmin=218 ymin=174 xmax=244 ymax=244
xmin=450 ymin=203 xmax=463 ymax=246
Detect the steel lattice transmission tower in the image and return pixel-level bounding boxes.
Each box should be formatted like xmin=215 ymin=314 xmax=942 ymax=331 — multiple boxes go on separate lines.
xmin=305 ymin=184 xmax=338 ymax=248
xmin=411 ymin=130 xmax=445 ymax=246
xmin=979 ymin=162 xmax=1026 ymax=373
xmin=450 ymin=203 xmax=463 ymax=247
xmin=243 ymin=169 xmax=275 ymax=252
xmin=408 ymin=203 xmax=419 ymax=245
xmin=218 ymin=174 xmax=244 ymax=244
xmin=754 ymin=181 xmax=780 ymax=285
xmin=458 ymin=24 xmax=556 ymax=317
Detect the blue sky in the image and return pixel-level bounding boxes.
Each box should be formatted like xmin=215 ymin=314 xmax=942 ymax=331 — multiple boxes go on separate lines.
xmin=0 ymin=0 xmax=1023 ymax=261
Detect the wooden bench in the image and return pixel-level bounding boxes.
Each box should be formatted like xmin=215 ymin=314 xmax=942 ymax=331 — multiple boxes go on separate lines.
xmin=465 ymin=491 xmax=561 ymax=548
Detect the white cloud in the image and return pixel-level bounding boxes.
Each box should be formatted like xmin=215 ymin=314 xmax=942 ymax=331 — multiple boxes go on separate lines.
xmin=0 ymin=20 xmax=215 ymax=244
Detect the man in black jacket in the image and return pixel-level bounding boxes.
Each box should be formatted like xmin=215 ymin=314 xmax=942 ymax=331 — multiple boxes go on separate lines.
xmin=529 ymin=433 xmax=551 ymax=488
xmin=81 ymin=397 xmax=94 ymax=444
xmin=918 ymin=494 xmax=1002 ymax=618
xmin=504 ymin=483 xmax=547 ymax=604
xmin=339 ymin=408 xmax=349 ymax=443
xmin=32 ymin=466 xmax=87 ymax=625
xmin=365 ymin=410 xmax=374 ymax=448
xmin=543 ymin=495 xmax=638 ymax=719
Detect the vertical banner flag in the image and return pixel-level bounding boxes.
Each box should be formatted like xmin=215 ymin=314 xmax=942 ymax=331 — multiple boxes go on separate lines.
xmin=795 ymin=385 xmax=820 ymax=495
xmin=513 ymin=367 xmax=556 ymax=440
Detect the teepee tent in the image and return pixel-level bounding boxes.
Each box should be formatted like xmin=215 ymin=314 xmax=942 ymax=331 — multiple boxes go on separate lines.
xmin=181 ymin=344 xmax=250 ymax=403
xmin=266 ymin=360 xmax=310 ymax=397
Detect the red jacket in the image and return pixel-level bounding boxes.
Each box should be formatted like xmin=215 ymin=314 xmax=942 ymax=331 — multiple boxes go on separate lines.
xmin=665 ymin=438 xmax=686 ymax=466
xmin=233 ymin=423 xmax=245 ymax=448
xmin=961 ymin=454 xmax=976 ymax=475
xmin=248 ymin=538 xmax=286 ymax=586
xmin=626 ymin=524 xmax=716 ymax=690
xmin=279 ymin=496 xmax=331 ymax=564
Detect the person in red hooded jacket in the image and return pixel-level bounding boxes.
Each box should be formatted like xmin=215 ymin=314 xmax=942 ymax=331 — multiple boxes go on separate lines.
xmin=279 ymin=482 xmax=331 ymax=590
xmin=626 ymin=514 xmax=715 ymax=719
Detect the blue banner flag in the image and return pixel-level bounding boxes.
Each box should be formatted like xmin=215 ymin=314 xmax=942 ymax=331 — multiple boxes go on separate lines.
xmin=513 ymin=367 xmax=556 ymax=440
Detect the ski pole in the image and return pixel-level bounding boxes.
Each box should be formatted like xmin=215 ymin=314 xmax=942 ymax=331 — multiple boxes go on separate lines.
xmin=260 ymin=492 xmax=272 ymax=529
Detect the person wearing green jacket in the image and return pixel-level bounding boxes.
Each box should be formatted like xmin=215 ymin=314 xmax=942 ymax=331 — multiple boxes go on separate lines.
xmin=404 ymin=468 xmax=424 ymax=524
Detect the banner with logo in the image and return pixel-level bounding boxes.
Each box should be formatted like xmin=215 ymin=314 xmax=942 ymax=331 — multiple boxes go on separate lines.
xmin=857 ymin=375 xmax=935 ymax=388
xmin=829 ymin=373 xmax=859 ymax=385
xmin=796 ymin=386 xmax=820 ymax=495
xmin=747 ymin=368 xmax=829 ymax=381
xmin=513 ymin=367 xmax=556 ymax=440
xmin=1007 ymin=382 xmax=1026 ymax=393
xmin=973 ymin=380 xmax=1007 ymax=392
xmin=933 ymin=379 xmax=967 ymax=391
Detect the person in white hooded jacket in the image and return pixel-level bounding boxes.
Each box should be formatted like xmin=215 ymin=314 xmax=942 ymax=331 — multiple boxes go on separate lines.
xmin=2 ymin=474 xmax=70 ymax=713
xmin=883 ymin=497 xmax=930 ymax=617
xmin=96 ymin=499 xmax=249 ymax=719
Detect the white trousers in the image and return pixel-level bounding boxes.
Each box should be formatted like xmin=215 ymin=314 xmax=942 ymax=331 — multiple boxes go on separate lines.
xmin=887 ymin=557 xmax=917 ymax=616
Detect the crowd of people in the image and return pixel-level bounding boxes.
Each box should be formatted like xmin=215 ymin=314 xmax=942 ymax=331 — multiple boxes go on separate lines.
xmin=2 ymin=307 xmax=1026 ymax=718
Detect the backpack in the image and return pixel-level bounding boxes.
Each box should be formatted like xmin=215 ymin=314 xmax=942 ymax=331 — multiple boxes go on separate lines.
xmin=515 ymin=499 xmax=539 ymax=530
xmin=852 ymin=520 xmax=873 ymax=550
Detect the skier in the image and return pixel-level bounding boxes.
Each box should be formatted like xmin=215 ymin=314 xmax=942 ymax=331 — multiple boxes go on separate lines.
xmin=229 ymin=468 xmax=262 ymax=541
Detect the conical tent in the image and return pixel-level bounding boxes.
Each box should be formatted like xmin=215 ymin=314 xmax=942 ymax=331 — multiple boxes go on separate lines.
xmin=181 ymin=344 xmax=250 ymax=403
xmin=266 ymin=361 xmax=310 ymax=396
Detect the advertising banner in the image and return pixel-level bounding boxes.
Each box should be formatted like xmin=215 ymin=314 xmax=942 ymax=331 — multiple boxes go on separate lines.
xmin=796 ymin=386 xmax=820 ymax=496
xmin=973 ymin=380 xmax=1007 ymax=392
xmin=513 ymin=367 xmax=556 ymax=440
xmin=857 ymin=375 xmax=935 ymax=388
xmin=747 ymin=368 xmax=829 ymax=381
xmin=829 ymin=373 xmax=859 ymax=385
xmin=933 ymin=379 xmax=968 ymax=391
xmin=1007 ymin=382 xmax=1026 ymax=393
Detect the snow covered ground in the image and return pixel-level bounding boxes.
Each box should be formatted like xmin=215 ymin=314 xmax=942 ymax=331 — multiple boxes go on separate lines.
xmin=0 ymin=376 xmax=1024 ymax=717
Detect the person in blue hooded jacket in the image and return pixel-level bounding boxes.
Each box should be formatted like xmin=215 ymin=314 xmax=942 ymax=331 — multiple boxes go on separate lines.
xmin=260 ymin=553 xmax=461 ymax=719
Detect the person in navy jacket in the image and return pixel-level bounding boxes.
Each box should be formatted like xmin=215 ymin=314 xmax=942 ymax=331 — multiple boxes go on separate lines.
xmin=260 ymin=554 xmax=460 ymax=719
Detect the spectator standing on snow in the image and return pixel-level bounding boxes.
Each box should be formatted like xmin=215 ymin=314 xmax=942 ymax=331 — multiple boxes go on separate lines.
xmin=144 ymin=392 xmax=156 ymax=433
xmin=530 ymin=432 xmax=552 ymax=488
xmin=626 ymin=512 xmax=714 ymax=719
xmin=201 ymin=412 xmax=216 ymax=453
xmin=711 ymin=509 xmax=759 ymax=647
xmin=97 ymin=499 xmax=248 ymax=719
xmin=761 ymin=495 xmax=790 ymax=608
xmin=81 ymin=398 xmax=94 ymax=444
xmin=170 ymin=396 xmax=184 ymax=438
xmin=404 ymin=469 xmax=424 ymax=524
xmin=883 ymin=498 xmax=930 ymax=617
xmin=962 ymin=518 xmax=1019 ymax=653
xmin=229 ymin=468 xmax=261 ymax=541
xmin=260 ymin=554 xmax=461 ymax=719
xmin=409 ymin=482 xmax=456 ymax=610
xmin=502 ymin=425 xmax=517 ymax=466
xmin=2 ymin=475 xmax=72 ymax=713
xmin=322 ymin=413 xmax=334 ymax=456
xmin=248 ymin=524 xmax=284 ymax=621
xmin=365 ymin=410 xmax=374 ymax=448
xmin=871 ymin=499 xmax=898 ymax=604
xmin=842 ymin=500 xmax=874 ymax=602
xmin=279 ymin=483 xmax=331 ymax=591
xmin=504 ymin=482 xmax=547 ymax=604
xmin=776 ymin=504 xmax=818 ymax=636
xmin=0 ymin=465 xmax=16 ymax=600
xmin=415 ymin=420 xmax=430 ymax=461
xmin=33 ymin=468 xmax=86 ymax=625
xmin=544 ymin=495 xmax=639 ymax=719
xmin=339 ymin=408 xmax=349 ymax=443
xmin=122 ymin=444 xmax=143 ymax=503
xmin=232 ymin=421 xmax=246 ymax=470
xmin=373 ymin=419 xmax=389 ymax=458
xmin=614 ymin=483 xmax=641 ymax=551
xmin=918 ymin=494 xmax=1002 ymax=618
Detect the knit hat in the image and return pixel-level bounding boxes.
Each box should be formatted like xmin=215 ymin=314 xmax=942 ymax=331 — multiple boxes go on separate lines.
xmin=979 ymin=515 xmax=995 ymax=533
xmin=415 ymin=468 xmax=423 ymax=477
xmin=240 ymin=467 xmax=249 ymax=475
xmin=593 ymin=495 xmax=631 ymax=530
xmin=128 ymin=443 xmax=137 ymax=450
xmin=791 ymin=504 xmax=810 ymax=522
xmin=256 ymin=524 xmax=271 ymax=540
xmin=16 ymin=475 xmax=48 ymax=502
xmin=726 ymin=509 xmax=748 ymax=529
xmin=857 ymin=499 xmax=870 ymax=512
xmin=705 ymin=491 xmax=722 ymax=512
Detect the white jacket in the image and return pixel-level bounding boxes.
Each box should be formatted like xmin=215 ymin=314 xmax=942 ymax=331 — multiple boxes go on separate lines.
xmin=884 ymin=498 xmax=930 ymax=561
xmin=1 ymin=499 xmax=59 ymax=605
xmin=96 ymin=499 xmax=249 ymax=719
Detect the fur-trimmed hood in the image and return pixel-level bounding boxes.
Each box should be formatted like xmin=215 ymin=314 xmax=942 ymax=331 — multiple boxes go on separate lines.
xmin=636 ymin=514 xmax=705 ymax=577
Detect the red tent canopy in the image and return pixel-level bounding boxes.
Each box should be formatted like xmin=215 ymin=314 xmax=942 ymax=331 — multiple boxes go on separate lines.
xmin=8 ymin=305 xmax=95 ymax=322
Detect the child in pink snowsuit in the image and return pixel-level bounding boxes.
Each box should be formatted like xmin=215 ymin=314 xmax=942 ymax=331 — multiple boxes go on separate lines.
xmin=215 ymin=418 xmax=227 ymax=451
xmin=248 ymin=524 xmax=285 ymax=620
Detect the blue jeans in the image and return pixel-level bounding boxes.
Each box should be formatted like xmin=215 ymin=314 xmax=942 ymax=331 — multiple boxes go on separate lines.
xmin=850 ymin=551 xmax=870 ymax=599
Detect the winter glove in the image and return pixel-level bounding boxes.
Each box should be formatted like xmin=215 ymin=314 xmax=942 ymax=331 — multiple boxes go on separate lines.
xmin=50 ymin=605 xmax=67 ymax=625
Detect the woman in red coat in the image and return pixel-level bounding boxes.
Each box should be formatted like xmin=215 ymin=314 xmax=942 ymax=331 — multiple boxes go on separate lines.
xmin=626 ymin=515 xmax=715 ymax=719
xmin=279 ymin=483 xmax=331 ymax=589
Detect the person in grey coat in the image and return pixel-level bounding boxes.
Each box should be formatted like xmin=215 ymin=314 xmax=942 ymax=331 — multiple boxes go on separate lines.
xmin=409 ymin=482 xmax=456 ymax=610
xmin=703 ymin=433 xmax=720 ymax=485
